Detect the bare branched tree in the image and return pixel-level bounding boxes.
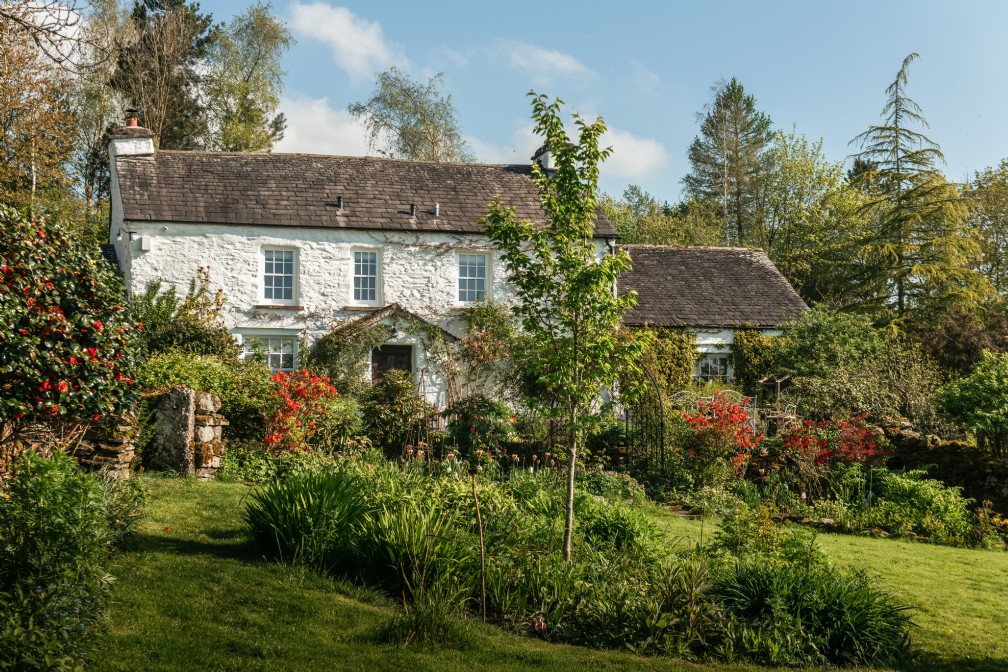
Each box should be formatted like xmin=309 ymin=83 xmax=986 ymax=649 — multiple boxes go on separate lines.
xmin=0 ymin=0 xmax=86 ymax=66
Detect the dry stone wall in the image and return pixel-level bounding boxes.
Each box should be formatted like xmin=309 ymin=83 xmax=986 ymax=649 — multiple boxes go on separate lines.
xmin=146 ymin=386 xmax=227 ymax=479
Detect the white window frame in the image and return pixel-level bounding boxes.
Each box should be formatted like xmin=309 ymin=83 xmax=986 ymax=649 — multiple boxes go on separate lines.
xmin=260 ymin=247 xmax=298 ymax=306
xmin=240 ymin=333 xmax=298 ymax=372
xmin=695 ymin=353 xmax=732 ymax=382
xmin=457 ymin=252 xmax=489 ymax=304
xmin=351 ymin=248 xmax=381 ymax=305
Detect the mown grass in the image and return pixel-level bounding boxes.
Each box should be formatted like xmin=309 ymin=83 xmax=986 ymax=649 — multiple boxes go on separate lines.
xmin=93 ymin=477 xmax=1008 ymax=672
xmin=647 ymin=507 xmax=1008 ymax=672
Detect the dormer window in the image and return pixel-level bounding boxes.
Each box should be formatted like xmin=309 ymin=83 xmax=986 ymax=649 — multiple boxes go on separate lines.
xmin=457 ymin=253 xmax=487 ymax=303
xmin=262 ymin=248 xmax=296 ymax=305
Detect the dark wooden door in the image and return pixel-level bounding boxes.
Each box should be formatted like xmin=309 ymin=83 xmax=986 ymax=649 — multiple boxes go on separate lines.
xmin=371 ymin=344 xmax=413 ymax=382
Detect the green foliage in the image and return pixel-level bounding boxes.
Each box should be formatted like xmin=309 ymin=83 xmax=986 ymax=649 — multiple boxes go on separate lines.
xmin=128 ymin=270 xmax=238 ymax=358
xmin=762 ymin=128 xmax=872 ymax=307
xmin=0 ymin=451 xmax=123 ymax=670
xmin=347 ymin=67 xmax=473 ymax=162
xmin=204 ymin=1 xmax=292 ymax=152
xmin=968 ymin=159 xmax=1008 ymax=294
xmin=245 ymin=469 xmax=368 ymax=573
xmin=113 ymin=0 xmax=218 ymax=150
xmin=483 ymin=92 xmax=647 ymax=562
xmin=640 ymin=328 xmax=697 ymax=394
xmin=359 ymin=370 xmax=431 ymax=456
xmin=599 ymin=187 xmax=721 ymax=246
xmin=938 ymin=350 xmax=1008 ymax=456
xmin=304 ymin=321 xmax=391 ymax=398
xmin=444 ymin=395 xmax=516 ymax=463
xmin=772 ymin=307 xmax=944 ymax=427
xmin=716 ymin=562 xmax=912 ymax=667
xmin=730 ymin=328 xmax=778 ymax=396
xmin=851 ymin=53 xmax=993 ymax=322
xmin=138 ymin=351 xmax=273 ymax=441
xmin=0 ymin=208 xmax=140 ymax=425
xmin=684 ymin=77 xmax=773 ymax=246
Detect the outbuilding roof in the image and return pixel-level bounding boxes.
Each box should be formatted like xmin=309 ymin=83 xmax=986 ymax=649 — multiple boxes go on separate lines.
xmin=114 ymin=150 xmax=617 ymax=237
xmin=620 ymin=245 xmax=808 ymax=328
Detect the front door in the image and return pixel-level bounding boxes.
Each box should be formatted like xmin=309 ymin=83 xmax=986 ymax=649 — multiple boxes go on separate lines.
xmin=371 ymin=344 xmax=413 ymax=383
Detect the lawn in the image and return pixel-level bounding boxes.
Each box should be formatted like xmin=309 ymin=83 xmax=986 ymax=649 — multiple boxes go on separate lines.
xmin=93 ymin=477 xmax=1008 ymax=672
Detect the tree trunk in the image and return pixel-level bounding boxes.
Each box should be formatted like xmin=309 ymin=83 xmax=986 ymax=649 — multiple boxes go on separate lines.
xmin=563 ymin=406 xmax=578 ymax=564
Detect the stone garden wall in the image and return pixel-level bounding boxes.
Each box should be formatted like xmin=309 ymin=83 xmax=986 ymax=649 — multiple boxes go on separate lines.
xmin=145 ymin=386 xmax=227 ymax=479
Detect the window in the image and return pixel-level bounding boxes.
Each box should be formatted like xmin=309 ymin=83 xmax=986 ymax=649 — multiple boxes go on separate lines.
xmin=262 ymin=249 xmax=295 ymax=303
xmin=457 ymin=253 xmax=486 ymax=303
xmin=696 ymin=354 xmax=730 ymax=382
xmin=243 ymin=335 xmax=296 ymax=372
xmin=353 ymin=250 xmax=379 ymax=303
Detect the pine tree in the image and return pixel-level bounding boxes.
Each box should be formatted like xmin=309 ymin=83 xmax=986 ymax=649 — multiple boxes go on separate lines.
xmin=683 ymin=77 xmax=772 ymax=246
xmin=851 ymin=53 xmax=992 ymax=322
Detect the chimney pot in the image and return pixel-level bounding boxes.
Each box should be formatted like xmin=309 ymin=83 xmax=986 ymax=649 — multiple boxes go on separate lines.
xmin=336 ymin=196 xmax=343 ymax=210
xmin=125 ymin=108 xmax=139 ymax=127
xmin=433 ymin=202 xmax=440 ymax=217
xmin=410 ymin=203 xmax=417 ymax=217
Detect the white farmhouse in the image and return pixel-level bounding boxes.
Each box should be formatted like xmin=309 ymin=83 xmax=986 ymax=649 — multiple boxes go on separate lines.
xmin=105 ymin=120 xmax=613 ymax=408
xmin=105 ymin=119 xmax=807 ymax=405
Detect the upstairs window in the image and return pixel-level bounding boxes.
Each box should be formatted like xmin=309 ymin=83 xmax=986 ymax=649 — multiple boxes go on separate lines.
xmin=263 ymin=249 xmax=295 ymax=304
xmin=353 ymin=250 xmax=379 ymax=303
xmin=243 ymin=335 xmax=296 ymax=372
xmin=457 ymin=253 xmax=486 ymax=303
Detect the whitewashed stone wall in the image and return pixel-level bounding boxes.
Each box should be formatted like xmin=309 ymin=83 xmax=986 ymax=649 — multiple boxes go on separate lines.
xmin=110 ymin=217 xmax=608 ymax=407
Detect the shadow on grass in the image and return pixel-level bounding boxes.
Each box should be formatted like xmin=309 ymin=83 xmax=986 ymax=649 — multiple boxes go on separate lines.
xmin=908 ymin=653 xmax=1008 ymax=672
xmin=126 ymin=528 xmax=257 ymax=561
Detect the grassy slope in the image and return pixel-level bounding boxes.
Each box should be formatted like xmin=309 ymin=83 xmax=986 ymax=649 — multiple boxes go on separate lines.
xmin=94 ymin=478 xmax=1008 ymax=672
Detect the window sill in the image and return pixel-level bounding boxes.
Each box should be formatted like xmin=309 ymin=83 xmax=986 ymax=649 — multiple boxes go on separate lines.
xmin=255 ymin=304 xmax=304 ymax=311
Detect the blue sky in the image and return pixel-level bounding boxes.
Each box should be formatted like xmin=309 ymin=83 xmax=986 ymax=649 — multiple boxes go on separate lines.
xmin=202 ymin=0 xmax=1008 ymax=198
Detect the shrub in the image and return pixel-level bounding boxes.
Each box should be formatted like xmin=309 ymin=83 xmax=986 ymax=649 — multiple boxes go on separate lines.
xmin=938 ymin=350 xmax=1008 ymax=457
xmin=263 ymin=369 xmax=357 ymax=453
xmin=245 ymin=469 xmax=368 ymax=573
xmin=138 ymin=351 xmax=273 ymax=441
xmin=0 ymin=451 xmax=116 ymax=669
xmin=680 ymin=392 xmax=762 ymax=487
xmin=127 ymin=269 xmax=238 ymax=358
xmin=359 ymin=370 xmax=431 ymax=456
xmin=444 ymin=395 xmax=517 ymax=462
xmin=0 ymin=207 xmax=140 ymax=426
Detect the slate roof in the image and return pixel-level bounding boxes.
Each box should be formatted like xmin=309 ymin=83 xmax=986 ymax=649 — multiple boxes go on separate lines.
xmin=115 ymin=150 xmax=616 ymax=237
xmin=620 ymin=245 xmax=808 ymax=328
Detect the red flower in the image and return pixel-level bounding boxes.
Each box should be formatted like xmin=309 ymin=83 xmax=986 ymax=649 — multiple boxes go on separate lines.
xmin=92 ymin=413 xmax=101 ymax=421
xmin=93 ymin=320 xmax=103 ymax=331
xmin=56 ymin=380 xmax=69 ymax=393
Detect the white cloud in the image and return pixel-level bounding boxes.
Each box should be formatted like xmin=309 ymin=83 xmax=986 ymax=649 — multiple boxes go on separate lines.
xmin=496 ymin=40 xmax=594 ymax=85
xmin=274 ymin=94 xmax=371 ymax=155
xmin=289 ymin=3 xmax=407 ymax=81
xmin=601 ymin=128 xmax=668 ymax=180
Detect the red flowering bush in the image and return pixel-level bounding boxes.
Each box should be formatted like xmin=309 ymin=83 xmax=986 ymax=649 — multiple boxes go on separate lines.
xmin=681 ymin=392 xmax=762 ymax=486
xmin=0 ymin=208 xmax=139 ymax=427
xmin=779 ymin=416 xmax=890 ymax=500
xmin=263 ymin=369 xmax=355 ymax=453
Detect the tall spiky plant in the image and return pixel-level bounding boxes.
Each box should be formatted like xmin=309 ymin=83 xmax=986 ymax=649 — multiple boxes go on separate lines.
xmin=851 ymin=53 xmax=991 ymax=323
